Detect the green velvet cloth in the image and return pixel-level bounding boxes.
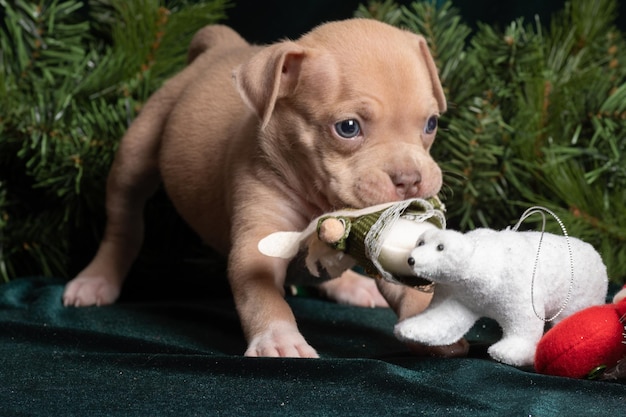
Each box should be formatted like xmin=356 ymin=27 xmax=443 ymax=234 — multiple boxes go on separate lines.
xmin=2 ymin=277 xmax=625 ymax=416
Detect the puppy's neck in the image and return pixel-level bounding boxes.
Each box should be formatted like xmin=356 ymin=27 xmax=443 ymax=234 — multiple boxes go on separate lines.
xmin=257 ymin=138 xmax=335 ymax=220
xmin=270 ymin=168 xmax=334 ymax=220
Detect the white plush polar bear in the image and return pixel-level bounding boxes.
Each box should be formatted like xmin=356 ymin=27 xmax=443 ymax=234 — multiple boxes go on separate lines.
xmin=394 ymin=228 xmax=608 ymax=367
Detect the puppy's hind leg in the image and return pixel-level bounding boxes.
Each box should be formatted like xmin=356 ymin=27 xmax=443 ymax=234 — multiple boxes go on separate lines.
xmin=63 ymin=109 xmax=163 ymax=307
xmin=64 ymin=44 xmax=207 ymax=307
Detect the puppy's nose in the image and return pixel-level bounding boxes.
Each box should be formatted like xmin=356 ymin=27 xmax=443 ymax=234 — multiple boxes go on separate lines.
xmin=391 ymin=171 xmax=421 ymax=199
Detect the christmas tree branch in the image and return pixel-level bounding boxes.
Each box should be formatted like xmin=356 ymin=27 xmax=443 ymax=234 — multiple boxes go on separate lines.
xmin=0 ymin=0 xmax=229 ymax=281
xmin=361 ymin=0 xmax=626 ymax=282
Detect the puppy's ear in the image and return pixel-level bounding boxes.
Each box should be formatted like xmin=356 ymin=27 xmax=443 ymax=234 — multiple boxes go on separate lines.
xmin=233 ymin=42 xmax=305 ymax=129
xmin=410 ymin=34 xmax=447 ymax=113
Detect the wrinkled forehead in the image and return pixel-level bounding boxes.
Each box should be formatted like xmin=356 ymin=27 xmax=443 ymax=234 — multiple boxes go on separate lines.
xmin=296 ymin=39 xmax=439 ymax=115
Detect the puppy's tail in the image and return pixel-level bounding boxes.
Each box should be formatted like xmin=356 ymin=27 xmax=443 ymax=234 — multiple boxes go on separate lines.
xmin=187 ymin=25 xmax=249 ymax=63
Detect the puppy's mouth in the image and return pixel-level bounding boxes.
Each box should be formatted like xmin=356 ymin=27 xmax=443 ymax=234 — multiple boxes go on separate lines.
xmin=393 ymin=275 xmax=435 ymax=292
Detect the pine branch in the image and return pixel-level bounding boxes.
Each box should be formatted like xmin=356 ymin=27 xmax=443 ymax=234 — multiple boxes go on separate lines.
xmin=400 ymin=0 xmax=472 ymax=85
xmin=354 ymin=0 xmax=403 ymax=26
xmin=379 ymin=0 xmax=626 ymax=283
xmin=0 ymin=0 xmax=229 ymax=280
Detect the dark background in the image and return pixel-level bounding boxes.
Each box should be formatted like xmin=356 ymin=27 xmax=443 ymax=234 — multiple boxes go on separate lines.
xmin=224 ymin=0 xmax=618 ymax=45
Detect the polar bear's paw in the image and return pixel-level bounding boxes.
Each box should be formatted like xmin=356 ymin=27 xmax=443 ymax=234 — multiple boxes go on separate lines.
xmin=394 ymin=316 xmax=461 ymax=346
xmin=488 ymin=337 xmax=537 ymax=367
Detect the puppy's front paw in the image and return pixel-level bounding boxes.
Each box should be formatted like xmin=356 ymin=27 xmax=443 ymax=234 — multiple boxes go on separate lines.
xmin=63 ymin=275 xmax=121 ymax=307
xmin=318 ymin=270 xmax=389 ymax=308
xmin=245 ymin=321 xmax=319 ymax=358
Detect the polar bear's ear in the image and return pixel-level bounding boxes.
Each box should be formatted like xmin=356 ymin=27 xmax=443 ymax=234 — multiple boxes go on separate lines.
xmin=258 ymin=231 xmax=303 ymax=259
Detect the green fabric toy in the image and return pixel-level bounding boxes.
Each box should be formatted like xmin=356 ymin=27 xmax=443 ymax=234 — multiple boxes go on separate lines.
xmin=259 ymin=197 xmax=445 ymax=289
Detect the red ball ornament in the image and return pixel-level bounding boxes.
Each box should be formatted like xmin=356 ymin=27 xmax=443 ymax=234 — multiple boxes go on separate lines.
xmin=535 ymin=299 xmax=626 ymax=379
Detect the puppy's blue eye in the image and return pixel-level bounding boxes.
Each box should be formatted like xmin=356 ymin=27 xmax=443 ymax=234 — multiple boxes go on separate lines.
xmin=334 ymin=119 xmax=361 ymax=139
xmin=424 ymin=116 xmax=438 ymax=134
